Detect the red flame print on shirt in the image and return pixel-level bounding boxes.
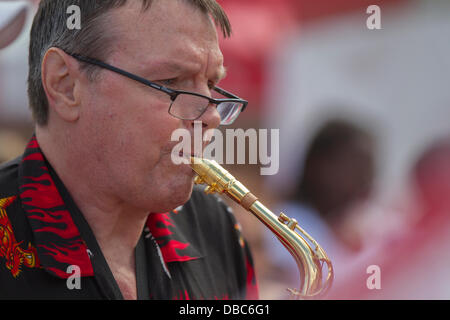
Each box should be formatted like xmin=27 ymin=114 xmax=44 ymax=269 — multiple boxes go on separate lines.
xmin=146 ymin=212 xmax=198 ymax=263
xmin=19 ymin=137 xmax=93 ymax=278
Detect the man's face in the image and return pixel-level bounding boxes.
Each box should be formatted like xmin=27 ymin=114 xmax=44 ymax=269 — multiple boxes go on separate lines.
xmin=76 ymin=0 xmax=224 ymax=212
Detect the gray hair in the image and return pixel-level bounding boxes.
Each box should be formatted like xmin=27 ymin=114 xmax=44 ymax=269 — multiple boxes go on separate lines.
xmin=28 ymin=0 xmax=231 ymax=126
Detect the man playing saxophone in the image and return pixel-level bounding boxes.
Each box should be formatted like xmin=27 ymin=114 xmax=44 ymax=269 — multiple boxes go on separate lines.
xmin=0 ymin=0 xmax=257 ymax=300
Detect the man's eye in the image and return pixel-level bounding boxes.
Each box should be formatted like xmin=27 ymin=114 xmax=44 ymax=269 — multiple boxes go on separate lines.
xmin=160 ymin=78 xmax=177 ymax=86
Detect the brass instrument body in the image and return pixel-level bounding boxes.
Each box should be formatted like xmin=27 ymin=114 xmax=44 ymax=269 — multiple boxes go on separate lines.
xmin=190 ymin=157 xmax=334 ymax=299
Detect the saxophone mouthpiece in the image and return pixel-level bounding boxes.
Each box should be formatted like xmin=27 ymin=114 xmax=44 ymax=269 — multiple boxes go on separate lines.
xmin=189 ymin=156 xmax=206 ymax=175
xmin=190 ymin=156 xmax=203 ymax=164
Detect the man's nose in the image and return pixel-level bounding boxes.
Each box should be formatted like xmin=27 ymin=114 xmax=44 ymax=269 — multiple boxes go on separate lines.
xmin=195 ymin=102 xmax=221 ymax=131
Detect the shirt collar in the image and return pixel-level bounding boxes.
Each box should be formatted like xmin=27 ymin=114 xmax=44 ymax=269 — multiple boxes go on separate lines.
xmin=18 ymin=136 xmax=94 ymax=279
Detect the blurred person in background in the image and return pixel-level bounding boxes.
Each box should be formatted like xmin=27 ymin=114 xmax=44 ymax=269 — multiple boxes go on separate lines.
xmin=261 ymin=0 xmax=450 ymax=299
xmin=263 ymin=0 xmax=450 ymax=232
xmin=328 ymin=137 xmax=450 ymax=299
xmin=263 ymin=118 xmax=377 ymax=299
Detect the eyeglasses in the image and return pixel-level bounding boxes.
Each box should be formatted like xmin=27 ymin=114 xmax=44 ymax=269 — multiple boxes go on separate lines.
xmin=68 ymin=53 xmax=248 ymax=125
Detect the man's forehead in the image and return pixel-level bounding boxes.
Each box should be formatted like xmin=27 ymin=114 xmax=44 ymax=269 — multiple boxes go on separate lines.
xmin=109 ymin=0 xmax=222 ymax=67
xmin=112 ymin=0 xmax=217 ymax=37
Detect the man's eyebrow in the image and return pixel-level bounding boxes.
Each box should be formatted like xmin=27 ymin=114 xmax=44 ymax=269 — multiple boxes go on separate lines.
xmin=142 ymin=60 xmax=196 ymax=77
xmin=142 ymin=59 xmax=227 ymax=82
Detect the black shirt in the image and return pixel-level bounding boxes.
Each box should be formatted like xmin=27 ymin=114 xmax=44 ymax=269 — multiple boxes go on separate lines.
xmin=0 ymin=136 xmax=258 ymax=300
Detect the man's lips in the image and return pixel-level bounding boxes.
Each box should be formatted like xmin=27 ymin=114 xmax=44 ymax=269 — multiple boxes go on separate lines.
xmin=178 ymin=151 xmax=203 ymax=159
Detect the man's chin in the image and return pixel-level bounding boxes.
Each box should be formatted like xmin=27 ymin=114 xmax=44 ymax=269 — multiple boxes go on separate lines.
xmin=173 ymin=179 xmax=195 ymax=206
xmin=146 ymin=160 xmax=196 ymax=212
xmin=152 ymin=178 xmax=194 ymax=213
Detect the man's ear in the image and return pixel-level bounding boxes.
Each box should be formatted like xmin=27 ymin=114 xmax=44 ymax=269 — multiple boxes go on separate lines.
xmin=41 ymin=47 xmax=82 ymax=122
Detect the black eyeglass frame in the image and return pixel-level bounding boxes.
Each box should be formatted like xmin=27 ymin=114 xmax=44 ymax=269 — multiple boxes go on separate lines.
xmin=68 ymin=53 xmax=248 ymax=123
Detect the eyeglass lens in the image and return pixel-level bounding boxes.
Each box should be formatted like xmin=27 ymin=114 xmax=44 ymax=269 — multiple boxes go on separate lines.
xmin=170 ymin=93 xmax=243 ymax=124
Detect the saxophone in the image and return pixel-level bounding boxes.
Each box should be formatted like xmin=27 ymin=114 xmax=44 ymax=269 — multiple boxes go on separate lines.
xmin=190 ymin=157 xmax=334 ymax=299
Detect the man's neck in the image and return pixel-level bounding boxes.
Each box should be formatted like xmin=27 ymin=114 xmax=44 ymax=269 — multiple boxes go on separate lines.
xmin=35 ymin=129 xmax=149 ymax=267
